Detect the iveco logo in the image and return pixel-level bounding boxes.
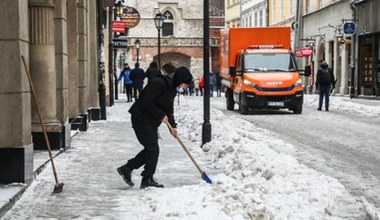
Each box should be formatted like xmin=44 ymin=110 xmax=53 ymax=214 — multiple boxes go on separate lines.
xmin=267 ymin=81 xmax=283 ymax=86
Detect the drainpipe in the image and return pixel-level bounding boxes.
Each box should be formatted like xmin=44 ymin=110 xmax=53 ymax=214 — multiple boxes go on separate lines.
xmin=349 ymin=0 xmax=357 ymax=98
xmin=293 ymin=0 xmax=300 ymax=51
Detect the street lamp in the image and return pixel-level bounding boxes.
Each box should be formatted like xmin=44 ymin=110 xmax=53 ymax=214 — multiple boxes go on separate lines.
xmin=114 ymin=1 xmax=124 ymax=17
xmin=202 ymin=0 xmax=211 ymax=145
xmin=135 ymin=39 xmax=141 ymax=65
xmin=154 ymin=11 xmax=164 ymax=70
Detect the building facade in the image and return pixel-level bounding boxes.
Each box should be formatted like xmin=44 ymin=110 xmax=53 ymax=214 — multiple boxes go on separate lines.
xmin=225 ymin=0 xmax=241 ymax=27
xmin=0 ymin=0 xmax=224 ymax=185
xmin=241 ymin=0 xmax=267 ymax=27
xmin=225 ymin=0 xmax=379 ymax=97
xmin=0 ymin=0 xmax=101 ymax=184
xmin=113 ymin=0 xmax=223 ymax=81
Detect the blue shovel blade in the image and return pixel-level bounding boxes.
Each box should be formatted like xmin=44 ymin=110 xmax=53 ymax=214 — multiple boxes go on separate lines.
xmin=201 ymin=172 xmax=212 ymax=184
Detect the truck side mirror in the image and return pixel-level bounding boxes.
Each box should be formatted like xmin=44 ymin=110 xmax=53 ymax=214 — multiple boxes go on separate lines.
xmin=229 ymin=66 xmax=236 ymax=77
xmin=304 ymin=65 xmax=311 ymax=77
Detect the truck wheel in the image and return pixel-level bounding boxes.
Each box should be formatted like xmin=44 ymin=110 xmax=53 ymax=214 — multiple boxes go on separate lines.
xmin=239 ymin=99 xmax=248 ymax=115
xmin=293 ymin=105 xmax=303 ymax=114
xmin=226 ymin=89 xmax=234 ymax=110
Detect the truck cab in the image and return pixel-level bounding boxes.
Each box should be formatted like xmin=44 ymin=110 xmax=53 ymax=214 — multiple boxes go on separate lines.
xmin=226 ymin=45 xmax=305 ymax=114
xmin=219 ymin=27 xmax=310 ymax=115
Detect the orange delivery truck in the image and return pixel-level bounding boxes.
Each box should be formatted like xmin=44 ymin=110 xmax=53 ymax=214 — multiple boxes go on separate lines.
xmin=220 ymin=27 xmax=310 ymax=114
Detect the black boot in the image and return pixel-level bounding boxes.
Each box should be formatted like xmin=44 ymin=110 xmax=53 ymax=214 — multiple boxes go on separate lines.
xmin=117 ymin=166 xmax=134 ymax=187
xmin=140 ymin=176 xmax=164 ymax=189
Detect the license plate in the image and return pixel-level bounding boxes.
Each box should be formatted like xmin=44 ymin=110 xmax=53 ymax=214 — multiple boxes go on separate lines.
xmin=267 ymin=101 xmax=284 ymax=107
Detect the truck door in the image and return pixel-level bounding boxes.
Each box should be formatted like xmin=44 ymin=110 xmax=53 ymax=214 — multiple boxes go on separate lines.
xmin=234 ymin=54 xmax=244 ymax=94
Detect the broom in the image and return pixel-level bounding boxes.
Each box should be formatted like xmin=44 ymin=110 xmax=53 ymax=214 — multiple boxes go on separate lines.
xmin=21 ymin=55 xmax=64 ymax=193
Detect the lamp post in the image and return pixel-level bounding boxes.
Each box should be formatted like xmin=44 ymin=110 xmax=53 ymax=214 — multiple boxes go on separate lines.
xmin=112 ymin=0 xmax=125 ymax=103
xmin=154 ymin=11 xmax=164 ymax=70
xmin=135 ymin=39 xmax=141 ymax=65
xmin=202 ymin=0 xmax=211 ymax=145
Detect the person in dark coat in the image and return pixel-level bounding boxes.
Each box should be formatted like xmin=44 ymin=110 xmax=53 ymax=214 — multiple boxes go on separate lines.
xmin=117 ymin=66 xmax=193 ymax=189
xmin=129 ymin=62 xmax=145 ymax=101
xmin=315 ymin=61 xmax=335 ymax=111
xmin=215 ymin=71 xmax=222 ymax=97
xmin=145 ymin=61 xmax=161 ymax=84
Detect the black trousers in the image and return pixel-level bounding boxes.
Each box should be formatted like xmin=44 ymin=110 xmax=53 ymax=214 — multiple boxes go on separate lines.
xmin=126 ymin=115 xmax=159 ymax=177
xmin=124 ymin=84 xmax=133 ymax=102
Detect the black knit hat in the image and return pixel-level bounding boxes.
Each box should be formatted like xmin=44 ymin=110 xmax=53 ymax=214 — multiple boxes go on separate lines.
xmin=173 ymin=66 xmax=193 ymax=87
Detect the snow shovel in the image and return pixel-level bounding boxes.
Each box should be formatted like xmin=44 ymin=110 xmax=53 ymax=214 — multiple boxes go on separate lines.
xmin=21 ymin=55 xmax=64 ymax=193
xmin=165 ymin=121 xmax=212 ymax=184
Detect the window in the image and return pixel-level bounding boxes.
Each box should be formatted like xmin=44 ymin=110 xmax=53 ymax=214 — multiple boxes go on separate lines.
xmin=162 ymin=10 xmax=174 ymax=37
xmin=254 ymin=12 xmax=258 ymax=27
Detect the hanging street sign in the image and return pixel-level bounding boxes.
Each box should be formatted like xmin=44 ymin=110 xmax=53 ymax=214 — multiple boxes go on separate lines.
xmin=113 ymin=39 xmax=128 ymax=48
xmin=121 ymin=7 xmax=140 ymax=29
xmin=343 ymin=21 xmax=356 ymax=36
xmin=113 ymin=21 xmax=126 ymax=33
xmin=295 ymin=47 xmax=313 ymax=57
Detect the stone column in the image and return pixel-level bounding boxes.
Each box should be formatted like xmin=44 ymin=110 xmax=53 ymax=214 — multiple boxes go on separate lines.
xmin=29 ymin=0 xmax=61 ymax=150
xmin=88 ymin=0 xmax=99 ymax=108
xmin=0 ymin=0 xmax=33 ymax=184
xmin=87 ymin=1 xmax=101 ymax=121
xmin=67 ymin=0 xmax=79 ymax=119
xmin=54 ymin=0 xmax=71 ymax=148
xmin=77 ymin=0 xmax=89 ymax=128
xmin=340 ymin=44 xmax=349 ymax=95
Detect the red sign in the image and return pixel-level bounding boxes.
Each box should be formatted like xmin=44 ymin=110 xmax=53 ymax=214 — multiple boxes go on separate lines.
xmin=301 ymin=47 xmax=313 ymax=56
xmin=113 ymin=21 xmax=126 ymax=33
xmin=295 ymin=47 xmax=313 ymax=57
xmin=295 ymin=49 xmax=303 ymax=57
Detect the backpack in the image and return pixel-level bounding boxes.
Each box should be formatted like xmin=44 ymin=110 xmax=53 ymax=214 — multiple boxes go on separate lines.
xmin=320 ymin=69 xmax=331 ymax=84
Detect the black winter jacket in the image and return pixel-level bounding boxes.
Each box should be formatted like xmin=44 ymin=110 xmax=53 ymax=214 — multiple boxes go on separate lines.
xmin=129 ymin=75 xmax=177 ymax=128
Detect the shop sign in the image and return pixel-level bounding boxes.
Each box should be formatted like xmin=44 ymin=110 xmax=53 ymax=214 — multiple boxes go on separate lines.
xmin=113 ymin=21 xmax=126 ymax=33
xmin=113 ymin=39 xmax=128 ymax=48
xmin=343 ymin=22 xmax=356 ymax=36
xmin=295 ymin=47 xmax=313 ymax=57
xmin=121 ymin=7 xmax=140 ymax=29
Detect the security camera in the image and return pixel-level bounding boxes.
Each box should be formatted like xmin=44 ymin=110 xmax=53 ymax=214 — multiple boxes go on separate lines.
xmin=340 ymin=39 xmax=346 ymax=45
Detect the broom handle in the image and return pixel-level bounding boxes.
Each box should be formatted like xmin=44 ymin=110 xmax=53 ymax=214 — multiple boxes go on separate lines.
xmin=165 ymin=121 xmax=204 ymax=174
xmin=21 ymin=55 xmax=59 ymax=184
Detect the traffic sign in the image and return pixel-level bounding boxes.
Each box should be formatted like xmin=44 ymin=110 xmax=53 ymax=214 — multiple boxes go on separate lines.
xmin=343 ymin=22 xmax=356 ymax=35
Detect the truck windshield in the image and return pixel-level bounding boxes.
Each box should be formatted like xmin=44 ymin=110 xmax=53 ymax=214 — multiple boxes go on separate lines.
xmin=244 ymin=53 xmax=297 ymax=72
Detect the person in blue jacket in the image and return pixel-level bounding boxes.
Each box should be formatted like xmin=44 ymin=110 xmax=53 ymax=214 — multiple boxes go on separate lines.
xmin=117 ymin=66 xmax=193 ymax=189
xmin=117 ymin=63 xmax=133 ymax=102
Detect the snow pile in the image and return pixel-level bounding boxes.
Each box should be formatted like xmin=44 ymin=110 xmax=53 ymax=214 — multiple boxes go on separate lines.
xmin=172 ymin=97 xmax=370 ymax=219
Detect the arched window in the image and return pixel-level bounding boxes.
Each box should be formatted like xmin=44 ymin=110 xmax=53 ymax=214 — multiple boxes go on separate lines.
xmin=162 ymin=10 xmax=174 ymax=37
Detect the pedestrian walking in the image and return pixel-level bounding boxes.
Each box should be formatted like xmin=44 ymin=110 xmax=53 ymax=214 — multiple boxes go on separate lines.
xmin=199 ymin=75 xmax=204 ymax=96
xmin=193 ymin=77 xmax=200 ymax=96
xmin=315 ymin=61 xmax=335 ymax=111
xmin=129 ymin=62 xmax=145 ymax=101
xmin=215 ymin=71 xmax=222 ymax=97
xmin=117 ymin=66 xmax=193 ymax=189
xmin=209 ymin=71 xmax=216 ymax=97
xmin=145 ymin=61 xmax=161 ymax=84
xmin=117 ymin=63 xmax=133 ymax=102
